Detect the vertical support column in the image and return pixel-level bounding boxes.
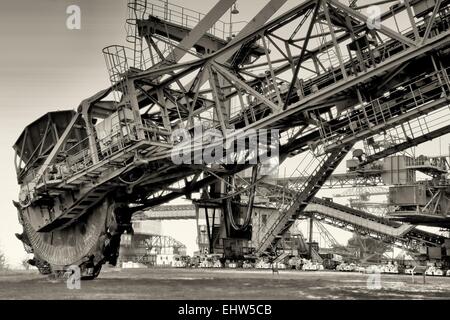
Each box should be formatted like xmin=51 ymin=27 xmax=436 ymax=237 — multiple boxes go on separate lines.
xmin=283 ymin=0 xmax=321 ymax=110
xmin=421 ymin=0 xmax=442 ymax=45
xmin=430 ymin=54 xmax=448 ymax=96
xmin=195 ymin=204 xmax=202 ymax=252
xmin=157 ymin=89 xmax=172 ymax=131
xmin=323 ymin=0 xmax=348 ymax=79
xmin=405 ymin=0 xmax=420 ymax=41
xmin=126 ymin=79 xmax=146 ymax=140
xmin=434 ymin=54 xmax=450 ymax=92
xmin=308 ymin=217 xmax=314 ymax=259
xmin=345 ymin=15 xmax=366 ymax=74
xmin=261 ymin=34 xmax=282 ymax=107
xmin=204 ymin=207 xmax=213 ymax=254
xmin=82 ymin=108 xmax=99 ymax=164
xmin=208 ymin=65 xmax=229 ymax=132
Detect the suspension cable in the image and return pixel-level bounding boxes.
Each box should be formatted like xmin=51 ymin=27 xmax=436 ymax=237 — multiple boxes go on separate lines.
xmin=226 ymin=164 xmax=259 ymax=231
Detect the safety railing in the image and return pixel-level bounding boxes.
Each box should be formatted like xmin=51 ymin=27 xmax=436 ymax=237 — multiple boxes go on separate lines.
xmin=227 ymin=77 xmax=290 ymax=124
xmin=406 ymin=156 xmax=449 ymax=171
xmin=362 ymin=104 xmax=450 ymax=158
xmin=142 ymin=119 xmax=172 ymax=144
xmin=103 ymin=45 xmax=161 ymax=85
xmin=313 ymin=67 xmax=450 ymax=154
xmin=300 ymin=11 xmax=450 ymax=100
xmin=278 ymin=152 xmax=326 ymax=212
xmin=130 ymin=0 xmax=247 ymax=40
xmin=126 ymin=1 xmax=147 ymax=74
xmin=256 ymin=151 xmax=327 ymax=252
xmin=35 ymin=115 xmax=174 ymax=188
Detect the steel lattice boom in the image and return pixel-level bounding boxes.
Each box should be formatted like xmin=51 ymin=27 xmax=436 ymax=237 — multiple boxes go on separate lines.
xmin=12 ymin=0 xmax=450 ymax=277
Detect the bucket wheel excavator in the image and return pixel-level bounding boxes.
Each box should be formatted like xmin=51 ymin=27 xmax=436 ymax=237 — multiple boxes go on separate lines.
xmin=13 ymin=0 xmax=450 ymax=278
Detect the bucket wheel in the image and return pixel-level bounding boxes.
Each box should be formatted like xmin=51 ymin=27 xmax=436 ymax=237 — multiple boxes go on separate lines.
xmin=14 ymin=198 xmax=132 ymax=280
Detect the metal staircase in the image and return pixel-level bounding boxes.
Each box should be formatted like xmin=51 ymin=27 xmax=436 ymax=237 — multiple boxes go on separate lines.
xmin=310 ymin=247 xmax=323 ymax=263
xmin=273 ymin=251 xmax=290 ymax=264
xmin=256 ymin=144 xmax=353 ymax=254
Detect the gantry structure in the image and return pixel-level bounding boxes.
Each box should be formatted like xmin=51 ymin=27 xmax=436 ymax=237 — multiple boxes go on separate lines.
xmin=136 ymin=195 xmax=446 ymax=255
xmin=119 ymin=233 xmax=186 ymax=265
xmin=12 ymin=0 xmax=450 ymax=277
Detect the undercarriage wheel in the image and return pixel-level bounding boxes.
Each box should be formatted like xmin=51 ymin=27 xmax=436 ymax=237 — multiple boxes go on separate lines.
xmin=29 ymin=258 xmax=52 ymax=275
xmin=16 ymin=198 xmax=125 ymax=280
xmin=80 ymin=263 xmax=103 ymax=280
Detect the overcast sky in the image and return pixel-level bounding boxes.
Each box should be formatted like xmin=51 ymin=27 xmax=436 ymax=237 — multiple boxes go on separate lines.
xmin=0 ymin=0 xmax=449 ymax=267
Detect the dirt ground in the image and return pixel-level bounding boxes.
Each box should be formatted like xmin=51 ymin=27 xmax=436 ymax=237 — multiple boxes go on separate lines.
xmin=1 ymin=267 xmax=450 ymax=300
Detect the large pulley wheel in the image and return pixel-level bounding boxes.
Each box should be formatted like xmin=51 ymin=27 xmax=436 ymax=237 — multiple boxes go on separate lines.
xmin=18 ymin=198 xmax=117 ymax=279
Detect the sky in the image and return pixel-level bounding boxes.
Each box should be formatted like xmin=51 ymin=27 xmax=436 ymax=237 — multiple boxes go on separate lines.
xmin=0 ymin=0 xmax=449 ymax=268
xmin=0 ymin=0 xmax=130 ymax=266
xmin=0 ymin=0 xmax=280 ymax=267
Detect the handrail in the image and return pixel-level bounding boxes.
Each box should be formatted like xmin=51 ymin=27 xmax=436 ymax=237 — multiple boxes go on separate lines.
xmin=131 ymin=0 xmax=247 ymax=40
xmin=316 ymin=66 xmax=450 ymax=150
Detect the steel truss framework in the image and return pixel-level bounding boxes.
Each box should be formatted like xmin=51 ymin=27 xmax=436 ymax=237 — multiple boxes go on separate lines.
xmin=253 ymin=180 xmax=446 ymax=249
xmin=135 ymin=198 xmax=445 ymax=254
xmin=119 ymin=233 xmax=187 ymax=264
xmin=304 ymin=199 xmax=445 ymax=252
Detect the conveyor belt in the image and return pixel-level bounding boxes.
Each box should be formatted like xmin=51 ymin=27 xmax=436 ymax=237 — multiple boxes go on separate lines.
xmin=135 ymin=197 xmax=447 ymax=251
xmin=306 ymin=197 xmax=446 ymax=248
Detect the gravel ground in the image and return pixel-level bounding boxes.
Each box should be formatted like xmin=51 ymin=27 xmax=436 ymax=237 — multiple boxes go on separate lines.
xmin=1 ymin=267 xmax=450 ymax=300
